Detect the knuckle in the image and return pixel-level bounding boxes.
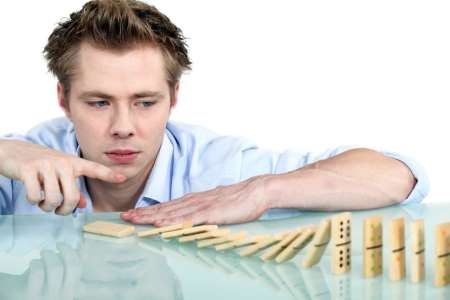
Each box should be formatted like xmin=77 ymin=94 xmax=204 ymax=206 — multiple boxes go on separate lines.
xmin=26 ymin=191 xmax=41 ymax=203
xmin=39 ymin=203 xmax=54 ymax=212
xmin=18 ymin=165 xmax=34 ymax=178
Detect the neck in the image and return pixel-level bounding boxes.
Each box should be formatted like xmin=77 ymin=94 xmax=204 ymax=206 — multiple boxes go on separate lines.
xmin=86 ymin=161 xmax=155 ymax=212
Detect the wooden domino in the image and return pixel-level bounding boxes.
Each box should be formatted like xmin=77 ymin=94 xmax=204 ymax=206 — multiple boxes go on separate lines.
xmin=161 ymin=225 xmax=218 ymax=239
xmin=178 ymin=228 xmax=230 ymax=243
xmin=260 ymin=228 xmax=304 ymax=261
xmin=435 ymin=222 xmax=450 ymax=287
xmin=240 ymin=235 xmax=286 ymax=257
xmin=302 ymin=218 xmax=331 ymax=268
xmin=83 ymin=221 xmax=135 ymax=238
xmin=137 ymin=222 xmax=193 ymax=237
xmin=389 ymin=217 xmax=405 ymax=281
xmin=197 ymin=231 xmax=247 ymax=248
xmin=331 ymin=212 xmax=352 ymax=275
xmin=215 ymin=234 xmax=272 ymax=251
xmin=411 ymin=219 xmax=425 ymax=283
xmin=275 ymin=227 xmax=316 ymax=263
xmin=363 ymin=215 xmax=383 ymax=278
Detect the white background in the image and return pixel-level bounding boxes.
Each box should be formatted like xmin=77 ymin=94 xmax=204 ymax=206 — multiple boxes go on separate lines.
xmin=0 ymin=1 xmax=448 ymax=203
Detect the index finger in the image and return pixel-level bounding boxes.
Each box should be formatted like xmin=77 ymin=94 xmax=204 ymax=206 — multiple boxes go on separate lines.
xmin=75 ymin=159 xmax=126 ymax=183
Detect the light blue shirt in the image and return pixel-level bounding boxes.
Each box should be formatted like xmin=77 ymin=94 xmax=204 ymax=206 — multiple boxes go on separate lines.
xmin=0 ymin=117 xmax=429 ymax=219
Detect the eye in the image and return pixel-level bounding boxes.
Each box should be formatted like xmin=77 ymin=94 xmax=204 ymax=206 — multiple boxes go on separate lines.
xmin=136 ymin=101 xmax=154 ymax=108
xmin=88 ymin=100 xmax=109 ymax=108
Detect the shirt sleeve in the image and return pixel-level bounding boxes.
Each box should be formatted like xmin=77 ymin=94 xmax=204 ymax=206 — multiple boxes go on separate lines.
xmin=381 ymin=150 xmax=430 ymax=205
xmin=0 ymin=133 xmax=31 ymax=215
xmin=0 ymin=175 xmax=13 ymax=215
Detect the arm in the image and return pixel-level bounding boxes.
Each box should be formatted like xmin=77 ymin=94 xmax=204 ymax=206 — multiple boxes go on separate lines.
xmin=123 ymin=148 xmax=422 ymax=226
xmin=265 ymin=148 xmax=417 ymax=211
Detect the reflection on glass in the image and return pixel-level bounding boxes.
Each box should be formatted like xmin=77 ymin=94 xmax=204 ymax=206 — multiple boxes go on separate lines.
xmin=362 ymin=277 xmax=382 ymax=300
xmin=0 ymin=231 xmax=183 ymax=300
xmin=301 ymin=266 xmax=331 ymax=299
xmin=330 ymin=273 xmax=351 ymax=300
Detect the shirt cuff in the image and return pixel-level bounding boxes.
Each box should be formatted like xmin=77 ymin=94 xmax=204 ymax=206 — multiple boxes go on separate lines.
xmin=381 ymin=150 xmax=430 ymax=205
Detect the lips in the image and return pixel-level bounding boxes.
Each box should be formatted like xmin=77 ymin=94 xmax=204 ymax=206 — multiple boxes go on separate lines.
xmin=105 ymin=149 xmax=140 ymax=164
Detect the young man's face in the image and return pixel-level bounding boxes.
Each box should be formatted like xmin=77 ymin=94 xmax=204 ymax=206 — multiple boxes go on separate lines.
xmin=58 ymin=42 xmax=177 ymax=179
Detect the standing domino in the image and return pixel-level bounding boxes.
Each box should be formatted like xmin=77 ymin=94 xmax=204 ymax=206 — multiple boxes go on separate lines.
xmin=435 ymin=222 xmax=450 ymax=287
xmin=411 ymin=219 xmax=425 ymax=283
xmin=331 ymin=212 xmax=352 ymax=275
xmin=302 ymin=218 xmax=331 ymax=268
xmin=363 ymin=216 xmax=383 ymax=278
xmin=389 ymin=218 xmax=405 ymax=281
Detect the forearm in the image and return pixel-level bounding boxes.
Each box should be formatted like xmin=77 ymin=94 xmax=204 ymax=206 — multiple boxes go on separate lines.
xmin=264 ymin=148 xmax=417 ymax=211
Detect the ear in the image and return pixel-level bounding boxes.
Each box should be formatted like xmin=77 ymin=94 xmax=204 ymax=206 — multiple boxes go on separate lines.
xmin=169 ymin=82 xmax=179 ymax=112
xmin=57 ymin=82 xmax=71 ymax=119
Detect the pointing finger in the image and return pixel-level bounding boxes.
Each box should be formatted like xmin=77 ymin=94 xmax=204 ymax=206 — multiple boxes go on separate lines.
xmin=75 ymin=159 xmax=126 ymax=183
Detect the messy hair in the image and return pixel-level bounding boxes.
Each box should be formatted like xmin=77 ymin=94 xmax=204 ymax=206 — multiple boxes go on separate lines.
xmin=43 ymin=0 xmax=192 ymax=100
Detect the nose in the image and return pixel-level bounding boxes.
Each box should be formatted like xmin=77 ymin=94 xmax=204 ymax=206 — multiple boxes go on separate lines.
xmin=110 ymin=105 xmax=136 ymax=139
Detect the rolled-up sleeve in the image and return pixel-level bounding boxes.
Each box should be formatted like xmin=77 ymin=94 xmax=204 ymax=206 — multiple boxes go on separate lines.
xmin=381 ymin=150 xmax=430 ymax=205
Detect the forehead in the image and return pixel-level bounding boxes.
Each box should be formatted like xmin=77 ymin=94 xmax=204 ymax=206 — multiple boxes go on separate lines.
xmin=72 ymin=42 xmax=168 ymax=93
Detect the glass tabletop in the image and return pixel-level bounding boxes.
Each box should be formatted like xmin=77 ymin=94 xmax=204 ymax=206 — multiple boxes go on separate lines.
xmin=0 ymin=203 xmax=449 ymax=300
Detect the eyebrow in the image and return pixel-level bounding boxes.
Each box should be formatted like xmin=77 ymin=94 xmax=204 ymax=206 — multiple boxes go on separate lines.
xmin=78 ymin=90 xmax=164 ymax=100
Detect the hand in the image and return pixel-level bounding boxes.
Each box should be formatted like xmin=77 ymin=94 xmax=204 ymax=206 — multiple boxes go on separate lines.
xmin=25 ymin=244 xmax=82 ymax=300
xmin=121 ymin=175 xmax=273 ymax=225
xmin=0 ymin=140 xmax=126 ymax=214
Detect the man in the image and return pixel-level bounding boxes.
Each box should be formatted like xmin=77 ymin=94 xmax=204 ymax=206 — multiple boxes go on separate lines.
xmin=0 ymin=0 xmax=428 ymax=226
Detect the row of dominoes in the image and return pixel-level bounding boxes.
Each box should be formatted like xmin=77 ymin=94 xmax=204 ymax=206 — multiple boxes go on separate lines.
xmin=82 ymin=213 xmax=450 ymax=287
xmin=364 ymin=216 xmax=450 ymax=287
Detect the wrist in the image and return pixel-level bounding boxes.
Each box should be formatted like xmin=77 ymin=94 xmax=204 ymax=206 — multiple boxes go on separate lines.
xmin=255 ymin=173 xmax=284 ymax=210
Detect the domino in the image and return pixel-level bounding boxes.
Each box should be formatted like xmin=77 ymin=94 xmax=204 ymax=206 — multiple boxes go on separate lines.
xmin=275 ymin=227 xmax=316 ymax=263
xmin=411 ymin=219 xmax=425 ymax=283
xmin=302 ymin=218 xmax=331 ymax=268
xmin=161 ymin=225 xmax=218 ymax=239
xmin=137 ymin=222 xmax=193 ymax=237
xmin=363 ymin=215 xmax=383 ymax=278
xmin=178 ymin=228 xmax=230 ymax=243
xmin=215 ymin=234 xmax=272 ymax=251
xmin=240 ymin=235 xmax=285 ymax=257
xmin=389 ymin=217 xmax=405 ymax=281
xmin=260 ymin=228 xmax=304 ymax=261
xmin=331 ymin=212 xmax=352 ymax=275
xmin=435 ymin=222 xmax=450 ymax=287
xmin=197 ymin=231 xmax=247 ymax=248
xmin=83 ymin=221 xmax=135 ymax=238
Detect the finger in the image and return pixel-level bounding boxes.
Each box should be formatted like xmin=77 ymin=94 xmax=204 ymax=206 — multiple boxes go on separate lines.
xmin=57 ymin=243 xmax=81 ymax=300
xmin=41 ymin=250 xmax=64 ymax=300
xmin=75 ymin=159 xmax=126 ymax=183
xmin=55 ymin=172 xmax=81 ymax=215
xmin=26 ymin=259 xmax=45 ymax=300
xmin=132 ymin=194 xmax=197 ymax=216
xmin=38 ymin=169 xmax=63 ymax=212
xmin=22 ymin=172 xmax=44 ymax=205
xmin=155 ymin=211 xmax=210 ymax=227
xmin=128 ymin=202 xmax=208 ymax=226
xmin=141 ymin=202 xmax=210 ymax=224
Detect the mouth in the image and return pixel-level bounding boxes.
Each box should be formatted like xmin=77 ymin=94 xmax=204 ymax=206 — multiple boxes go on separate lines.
xmin=105 ymin=149 xmax=141 ymax=164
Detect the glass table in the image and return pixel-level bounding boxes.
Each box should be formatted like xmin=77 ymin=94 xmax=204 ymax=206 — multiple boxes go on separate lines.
xmin=0 ymin=203 xmax=449 ymax=299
